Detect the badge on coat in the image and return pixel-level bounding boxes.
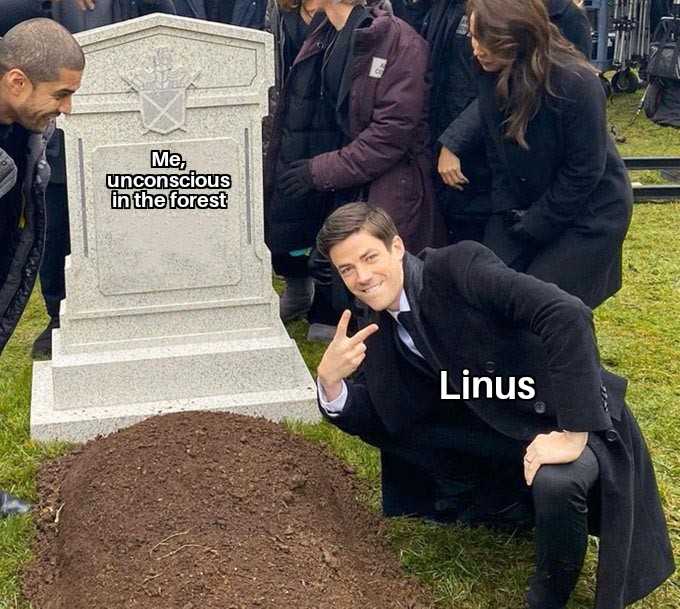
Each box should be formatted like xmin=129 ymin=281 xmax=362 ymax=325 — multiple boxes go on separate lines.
xmin=369 ymin=57 xmax=387 ymax=79
xmin=457 ymin=15 xmax=470 ymax=37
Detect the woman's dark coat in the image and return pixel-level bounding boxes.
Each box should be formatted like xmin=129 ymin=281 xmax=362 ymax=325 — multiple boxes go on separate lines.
xmin=265 ymin=9 xmax=441 ymax=255
xmin=476 ymin=65 xmax=633 ymax=308
xmin=324 ymin=242 xmax=675 ymax=609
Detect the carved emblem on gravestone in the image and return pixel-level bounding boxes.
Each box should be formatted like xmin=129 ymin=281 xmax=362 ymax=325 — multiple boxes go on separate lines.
xmin=122 ymin=48 xmax=200 ymax=135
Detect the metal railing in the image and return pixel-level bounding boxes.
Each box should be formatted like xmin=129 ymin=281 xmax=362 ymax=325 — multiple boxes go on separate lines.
xmin=623 ymin=157 xmax=680 ymax=201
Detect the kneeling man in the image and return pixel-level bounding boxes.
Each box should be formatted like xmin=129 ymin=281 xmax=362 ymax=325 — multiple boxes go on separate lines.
xmin=315 ymin=203 xmax=674 ymax=609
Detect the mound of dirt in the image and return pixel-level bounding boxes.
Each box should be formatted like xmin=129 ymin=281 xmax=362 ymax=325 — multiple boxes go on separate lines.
xmin=23 ymin=412 xmax=432 ymax=609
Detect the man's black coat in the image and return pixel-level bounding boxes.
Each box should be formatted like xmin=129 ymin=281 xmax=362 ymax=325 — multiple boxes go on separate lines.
xmin=0 ymin=125 xmax=53 ymax=354
xmin=323 ymin=242 xmax=674 ymax=609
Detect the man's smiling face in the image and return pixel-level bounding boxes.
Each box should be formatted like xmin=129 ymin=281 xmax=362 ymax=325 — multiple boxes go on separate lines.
xmin=8 ymin=67 xmax=82 ymax=132
xmin=329 ymin=229 xmax=405 ymax=311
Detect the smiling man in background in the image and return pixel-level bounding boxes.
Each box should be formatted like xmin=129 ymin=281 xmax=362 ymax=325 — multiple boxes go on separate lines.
xmin=0 ymin=17 xmax=84 ymax=517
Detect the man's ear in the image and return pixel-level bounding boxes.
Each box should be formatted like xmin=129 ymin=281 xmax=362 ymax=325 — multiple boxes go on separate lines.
xmin=4 ymin=69 xmax=31 ymax=97
xmin=391 ymin=235 xmax=405 ymax=260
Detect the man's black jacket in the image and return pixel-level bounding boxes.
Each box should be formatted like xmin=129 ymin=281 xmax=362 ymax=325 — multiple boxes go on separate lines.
xmin=0 ymin=125 xmax=53 ymax=354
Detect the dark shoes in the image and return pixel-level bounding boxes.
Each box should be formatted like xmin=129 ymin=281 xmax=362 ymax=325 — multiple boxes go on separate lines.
xmin=31 ymin=316 xmax=59 ymax=360
xmin=0 ymin=491 xmax=31 ymax=518
xmin=525 ymin=570 xmax=579 ymax=609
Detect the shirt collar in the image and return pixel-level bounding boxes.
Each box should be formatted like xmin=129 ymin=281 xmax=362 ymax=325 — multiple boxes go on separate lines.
xmin=386 ymin=289 xmax=411 ymax=321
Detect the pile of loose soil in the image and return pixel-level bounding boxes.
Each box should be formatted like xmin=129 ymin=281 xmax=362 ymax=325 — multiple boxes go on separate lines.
xmin=23 ymin=412 xmax=432 ymax=609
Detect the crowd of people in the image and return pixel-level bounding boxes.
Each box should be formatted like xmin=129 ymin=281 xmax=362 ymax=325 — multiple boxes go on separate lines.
xmin=0 ymin=0 xmax=645 ymax=349
xmin=264 ymin=0 xmax=633 ymax=340
xmin=0 ymin=2 xmax=675 ymax=609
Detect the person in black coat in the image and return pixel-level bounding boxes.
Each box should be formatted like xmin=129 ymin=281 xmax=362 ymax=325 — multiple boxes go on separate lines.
xmin=206 ymin=0 xmax=267 ymax=29
xmin=1 ymin=2 xmax=64 ymax=360
xmin=438 ymin=0 xmax=630 ymax=310
xmin=314 ymin=203 xmax=674 ymax=609
xmin=432 ymin=0 xmax=593 ymax=245
xmin=172 ymin=0 xmax=206 ymax=18
xmin=51 ymin=0 xmax=177 ymax=28
xmin=389 ymin=0 xmax=430 ymax=32
xmin=0 ymin=0 xmax=51 ymax=29
xmin=0 ymin=18 xmax=84 ymax=515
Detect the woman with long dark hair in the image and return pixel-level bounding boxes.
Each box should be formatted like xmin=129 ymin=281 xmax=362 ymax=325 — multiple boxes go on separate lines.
xmin=458 ymin=0 xmax=632 ymax=309
xmin=432 ymin=0 xmax=592 ymax=245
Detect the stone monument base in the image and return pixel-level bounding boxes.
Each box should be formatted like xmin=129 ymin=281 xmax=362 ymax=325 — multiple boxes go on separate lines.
xmin=31 ymin=331 xmax=318 ymax=442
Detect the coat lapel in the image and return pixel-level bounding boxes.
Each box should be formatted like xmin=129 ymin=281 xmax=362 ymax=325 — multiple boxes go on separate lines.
xmin=402 ymin=253 xmax=443 ymax=375
xmin=417 ymin=248 xmax=468 ymax=397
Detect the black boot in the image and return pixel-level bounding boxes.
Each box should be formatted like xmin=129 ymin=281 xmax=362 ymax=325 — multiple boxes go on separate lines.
xmin=279 ymin=277 xmax=314 ymax=323
xmin=31 ymin=316 xmax=59 ymax=360
xmin=0 ymin=491 xmax=31 ymax=518
xmin=526 ymin=569 xmax=580 ymax=609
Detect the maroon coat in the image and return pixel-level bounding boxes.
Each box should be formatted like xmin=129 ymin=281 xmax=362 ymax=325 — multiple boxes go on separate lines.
xmin=265 ymin=9 xmax=444 ymax=251
xmin=305 ymin=11 xmax=443 ymax=253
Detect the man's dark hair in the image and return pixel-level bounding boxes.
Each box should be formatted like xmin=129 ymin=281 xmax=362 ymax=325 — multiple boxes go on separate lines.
xmin=0 ymin=18 xmax=85 ymax=83
xmin=316 ymin=203 xmax=398 ymax=259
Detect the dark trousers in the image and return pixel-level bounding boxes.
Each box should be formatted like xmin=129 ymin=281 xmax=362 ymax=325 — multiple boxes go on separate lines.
xmin=39 ymin=183 xmax=70 ymax=319
xmin=437 ymin=186 xmax=491 ymax=246
xmin=370 ymin=411 xmax=600 ymax=609
xmin=529 ymin=446 xmax=599 ymax=609
xmin=272 ymin=252 xmax=351 ymax=326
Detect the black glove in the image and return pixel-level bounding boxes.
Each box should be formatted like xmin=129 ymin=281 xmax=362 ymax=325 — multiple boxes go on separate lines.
xmin=308 ymin=248 xmax=334 ymax=286
xmin=505 ymin=209 xmax=537 ymax=244
xmin=279 ymin=160 xmax=314 ymax=200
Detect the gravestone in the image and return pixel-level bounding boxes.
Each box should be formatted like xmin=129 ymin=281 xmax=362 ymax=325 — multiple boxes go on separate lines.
xmin=31 ymin=14 xmax=318 ymax=441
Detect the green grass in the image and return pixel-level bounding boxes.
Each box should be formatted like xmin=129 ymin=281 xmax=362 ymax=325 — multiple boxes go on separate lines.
xmin=1 ymin=95 xmax=678 ymax=608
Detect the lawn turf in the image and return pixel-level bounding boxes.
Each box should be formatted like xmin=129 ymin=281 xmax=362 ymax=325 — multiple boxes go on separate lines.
xmin=0 ymin=93 xmax=678 ymax=608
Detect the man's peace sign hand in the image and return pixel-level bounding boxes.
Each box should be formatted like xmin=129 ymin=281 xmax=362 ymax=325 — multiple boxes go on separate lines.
xmin=317 ymin=310 xmax=379 ymax=401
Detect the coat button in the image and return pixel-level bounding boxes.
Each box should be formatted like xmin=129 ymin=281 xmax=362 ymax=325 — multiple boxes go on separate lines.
xmin=533 ymin=401 xmax=546 ymax=414
xmin=605 ymin=429 xmax=619 ymax=442
xmin=484 ymin=360 xmax=496 ymax=374
xmin=603 ymin=399 xmax=609 ymax=413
